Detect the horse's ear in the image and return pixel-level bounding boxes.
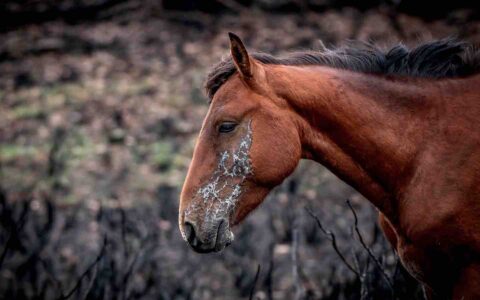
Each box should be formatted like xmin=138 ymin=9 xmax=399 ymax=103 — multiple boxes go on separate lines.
xmin=228 ymin=32 xmax=253 ymax=78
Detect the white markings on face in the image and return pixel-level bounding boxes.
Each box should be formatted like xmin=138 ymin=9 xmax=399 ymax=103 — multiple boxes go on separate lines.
xmin=182 ymin=121 xmax=253 ymax=240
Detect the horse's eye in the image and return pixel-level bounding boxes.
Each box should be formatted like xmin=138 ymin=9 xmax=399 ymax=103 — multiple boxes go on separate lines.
xmin=218 ymin=122 xmax=237 ymax=133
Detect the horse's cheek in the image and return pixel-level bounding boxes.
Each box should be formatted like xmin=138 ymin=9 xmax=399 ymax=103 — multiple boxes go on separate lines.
xmin=250 ymin=122 xmax=301 ymax=186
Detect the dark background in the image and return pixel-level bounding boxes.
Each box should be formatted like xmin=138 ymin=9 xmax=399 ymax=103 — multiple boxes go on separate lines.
xmin=1 ymin=1 xmax=479 ymax=299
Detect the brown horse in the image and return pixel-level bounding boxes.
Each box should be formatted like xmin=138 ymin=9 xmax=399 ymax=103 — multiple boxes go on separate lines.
xmin=179 ymin=33 xmax=480 ymax=298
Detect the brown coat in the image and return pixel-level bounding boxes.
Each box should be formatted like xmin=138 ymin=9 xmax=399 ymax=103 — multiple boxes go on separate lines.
xmin=179 ymin=33 xmax=480 ymax=298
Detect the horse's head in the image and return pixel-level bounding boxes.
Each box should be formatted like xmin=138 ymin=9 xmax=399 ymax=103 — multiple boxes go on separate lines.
xmin=179 ymin=33 xmax=302 ymax=253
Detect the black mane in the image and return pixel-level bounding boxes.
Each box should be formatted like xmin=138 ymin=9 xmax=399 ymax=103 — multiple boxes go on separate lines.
xmin=205 ymin=38 xmax=480 ymax=99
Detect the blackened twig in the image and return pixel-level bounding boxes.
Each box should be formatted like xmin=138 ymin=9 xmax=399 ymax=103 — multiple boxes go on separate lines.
xmin=0 ymin=194 xmax=31 ymax=269
xmin=346 ymin=199 xmax=394 ymax=294
xmin=292 ymin=227 xmax=305 ymax=300
xmin=249 ymin=264 xmax=261 ymax=300
xmin=57 ymin=235 xmax=108 ymax=300
xmin=305 ymin=207 xmax=360 ymax=277
xmin=352 ymin=249 xmax=369 ymax=300
xmin=265 ymin=242 xmax=274 ymax=300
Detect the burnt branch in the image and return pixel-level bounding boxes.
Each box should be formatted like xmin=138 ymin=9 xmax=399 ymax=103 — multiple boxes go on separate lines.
xmin=305 ymin=207 xmax=360 ymax=277
xmin=57 ymin=235 xmax=108 ymax=300
xmin=249 ymin=264 xmax=261 ymax=300
xmin=291 ymin=227 xmax=305 ymax=300
xmin=0 ymin=190 xmax=31 ymax=270
xmin=346 ymin=199 xmax=394 ymax=294
xmin=47 ymin=128 xmax=67 ymax=179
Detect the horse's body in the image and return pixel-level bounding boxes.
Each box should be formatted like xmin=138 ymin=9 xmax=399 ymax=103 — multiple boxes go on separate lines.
xmin=179 ymin=34 xmax=480 ymax=298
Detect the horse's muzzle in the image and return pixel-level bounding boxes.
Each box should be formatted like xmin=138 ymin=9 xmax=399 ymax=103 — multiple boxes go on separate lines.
xmin=182 ymin=218 xmax=233 ymax=253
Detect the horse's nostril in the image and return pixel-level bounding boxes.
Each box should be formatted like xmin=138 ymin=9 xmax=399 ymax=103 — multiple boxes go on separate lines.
xmin=184 ymin=221 xmax=196 ymax=244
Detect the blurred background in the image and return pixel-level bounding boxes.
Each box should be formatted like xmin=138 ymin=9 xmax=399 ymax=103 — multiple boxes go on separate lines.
xmin=1 ymin=1 xmax=479 ymax=299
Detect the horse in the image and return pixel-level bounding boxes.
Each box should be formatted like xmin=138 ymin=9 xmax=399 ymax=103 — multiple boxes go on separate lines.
xmin=178 ymin=33 xmax=480 ymax=299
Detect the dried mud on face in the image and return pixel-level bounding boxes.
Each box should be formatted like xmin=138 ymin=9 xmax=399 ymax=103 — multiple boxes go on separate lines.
xmin=1 ymin=4 xmax=479 ymax=299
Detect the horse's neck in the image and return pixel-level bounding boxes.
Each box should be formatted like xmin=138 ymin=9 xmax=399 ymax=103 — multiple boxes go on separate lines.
xmin=269 ymin=65 xmax=437 ymax=219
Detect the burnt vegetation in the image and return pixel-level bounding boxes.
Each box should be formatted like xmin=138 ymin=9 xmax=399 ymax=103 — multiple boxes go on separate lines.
xmin=0 ymin=160 xmax=423 ymax=299
xmin=1 ymin=1 xmax=479 ymax=299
